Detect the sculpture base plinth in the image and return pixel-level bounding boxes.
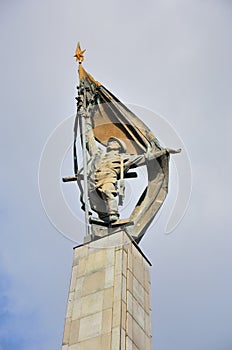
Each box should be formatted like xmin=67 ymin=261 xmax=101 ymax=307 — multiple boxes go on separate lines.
xmin=62 ymin=231 xmax=152 ymax=349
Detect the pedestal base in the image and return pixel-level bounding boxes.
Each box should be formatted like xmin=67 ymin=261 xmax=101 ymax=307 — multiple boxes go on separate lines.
xmin=62 ymin=231 xmax=152 ymax=349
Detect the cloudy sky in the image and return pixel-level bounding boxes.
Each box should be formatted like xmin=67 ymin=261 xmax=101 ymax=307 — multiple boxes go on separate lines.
xmin=1 ymin=0 xmax=232 ymax=349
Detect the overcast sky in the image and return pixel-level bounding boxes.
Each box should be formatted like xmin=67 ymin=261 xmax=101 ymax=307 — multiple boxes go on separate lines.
xmin=1 ymin=1 xmax=232 ymax=349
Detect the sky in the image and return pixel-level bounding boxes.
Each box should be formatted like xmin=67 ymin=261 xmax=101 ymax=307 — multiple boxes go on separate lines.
xmin=0 ymin=0 xmax=232 ymax=349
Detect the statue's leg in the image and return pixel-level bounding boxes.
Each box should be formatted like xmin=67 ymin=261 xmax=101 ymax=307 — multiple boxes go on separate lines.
xmin=101 ymin=183 xmax=119 ymax=223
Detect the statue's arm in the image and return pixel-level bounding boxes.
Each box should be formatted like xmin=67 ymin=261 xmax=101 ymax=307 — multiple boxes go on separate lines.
xmin=85 ymin=117 xmax=99 ymax=156
xmin=146 ymin=147 xmax=181 ymax=161
xmin=124 ymin=147 xmax=181 ymax=168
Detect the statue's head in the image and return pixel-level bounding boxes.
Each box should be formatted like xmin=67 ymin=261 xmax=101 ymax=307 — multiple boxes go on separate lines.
xmin=107 ymin=137 xmax=127 ymax=153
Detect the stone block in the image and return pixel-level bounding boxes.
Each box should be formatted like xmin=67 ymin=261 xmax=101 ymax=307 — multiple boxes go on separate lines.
xmin=72 ymin=299 xmax=81 ymax=321
xmin=103 ymin=287 xmax=114 ymax=309
xmin=70 ymin=265 xmax=78 ymax=292
xmin=122 ymin=275 xmax=127 ymax=303
xmin=132 ymin=257 xmax=144 ymax=286
xmin=113 ymin=274 xmax=122 ymax=301
xmin=66 ymin=292 xmax=75 ymax=318
xmin=112 ymin=300 xmax=121 ymax=327
xmin=126 ymin=336 xmax=133 ymax=350
xmin=79 ymin=312 xmax=102 ymax=341
xmin=86 ymin=250 xmax=106 ymax=273
xmin=77 ymin=257 xmax=87 ymax=277
xmin=104 ymin=266 xmax=114 ymax=288
xmin=132 ymin=321 xmax=145 ymax=350
xmin=127 ymin=291 xmax=133 ymax=316
xmin=145 ymin=311 xmax=152 ymax=337
xmin=145 ymin=335 xmax=152 ymax=350
xmin=121 ymin=301 xmax=126 ymax=330
xmin=127 ymin=249 xmax=133 ymax=272
xmin=102 ymin=308 xmax=112 ymax=334
xmin=82 ymin=270 xmax=105 ymax=296
xmin=62 ymin=317 xmax=71 ymax=345
xmin=69 ymin=344 xmax=79 ymax=350
xmin=112 ymin=327 xmax=120 ymax=350
xmin=80 ymin=290 xmax=104 ymax=317
xmin=69 ymin=319 xmax=80 ymax=345
xmin=132 ymin=297 xmax=145 ymax=329
xmin=144 ymin=264 xmax=151 ymax=294
xmin=106 ymin=247 xmax=115 ymax=266
xmin=133 ymin=277 xmax=145 ymax=306
xmin=122 ymin=250 xmax=127 ymax=277
xmin=144 ymin=291 xmax=151 ymax=314
xmin=132 ymin=343 xmax=139 ymax=350
xmin=121 ymin=328 xmax=126 ymax=350
xmin=127 ymin=270 xmax=133 ymax=292
xmin=101 ymin=333 xmax=111 ymax=348
xmin=74 ymin=277 xmax=84 ymax=300
xmin=126 ymin=312 xmax=133 ymax=338
xmin=73 ymin=245 xmax=88 ymax=266
xmin=115 ymin=248 xmax=123 ymax=275
xmin=75 ymin=336 xmax=101 ymax=350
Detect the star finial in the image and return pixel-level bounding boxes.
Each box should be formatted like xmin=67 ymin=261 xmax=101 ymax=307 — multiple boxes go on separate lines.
xmin=74 ymin=42 xmax=86 ymax=64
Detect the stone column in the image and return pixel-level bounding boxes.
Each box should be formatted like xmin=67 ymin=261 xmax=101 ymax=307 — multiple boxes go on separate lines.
xmin=62 ymin=231 xmax=152 ymax=350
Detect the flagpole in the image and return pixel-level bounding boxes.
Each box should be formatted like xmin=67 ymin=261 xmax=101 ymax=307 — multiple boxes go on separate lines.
xmin=80 ymin=111 xmax=90 ymax=237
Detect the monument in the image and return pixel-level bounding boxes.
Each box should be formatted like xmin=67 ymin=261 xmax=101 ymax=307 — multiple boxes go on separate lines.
xmin=61 ymin=43 xmax=180 ymax=349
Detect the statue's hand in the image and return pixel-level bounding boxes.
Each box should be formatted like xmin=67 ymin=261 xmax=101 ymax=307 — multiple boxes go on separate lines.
xmin=166 ymin=148 xmax=181 ymax=154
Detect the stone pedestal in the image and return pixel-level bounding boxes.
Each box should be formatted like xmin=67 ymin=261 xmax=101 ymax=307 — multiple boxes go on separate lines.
xmin=62 ymin=231 xmax=152 ymax=350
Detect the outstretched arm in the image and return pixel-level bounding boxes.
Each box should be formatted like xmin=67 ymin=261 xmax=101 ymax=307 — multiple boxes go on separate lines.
xmin=85 ymin=117 xmax=99 ymax=156
xmin=146 ymin=147 xmax=181 ymax=161
xmin=124 ymin=147 xmax=181 ymax=169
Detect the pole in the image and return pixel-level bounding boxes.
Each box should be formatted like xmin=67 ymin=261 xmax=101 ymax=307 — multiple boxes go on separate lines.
xmin=80 ymin=113 xmax=90 ymax=237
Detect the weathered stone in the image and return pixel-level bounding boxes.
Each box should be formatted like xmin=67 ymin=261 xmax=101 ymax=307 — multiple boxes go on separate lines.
xmin=122 ymin=275 xmax=127 ymax=303
xmin=126 ymin=336 xmax=133 ymax=350
xmin=127 ymin=270 xmax=133 ymax=292
xmin=77 ymin=257 xmax=87 ymax=277
xmin=106 ymin=247 xmax=115 ymax=266
xmin=132 ymin=321 xmax=145 ymax=350
xmin=121 ymin=328 xmax=126 ymax=350
xmin=79 ymin=312 xmax=102 ymax=341
xmin=102 ymin=308 xmax=112 ymax=334
xmin=115 ymin=248 xmax=123 ymax=275
xmin=113 ymin=274 xmax=122 ymax=301
xmin=133 ymin=277 xmax=145 ymax=306
xmin=127 ymin=291 xmax=133 ymax=316
xmin=101 ymin=333 xmax=111 ymax=348
xmin=111 ymin=327 xmax=120 ymax=350
xmin=70 ymin=265 xmax=78 ymax=292
xmin=69 ymin=319 xmax=80 ymax=345
xmin=76 ymin=336 xmax=101 ymax=350
xmin=103 ymin=287 xmax=114 ymax=309
xmin=62 ymin=317 xmax=71 ymax=345
xmin=104 ymin=266 xmax=114 ymax=288
xmin=80 ymin=290 xmax=104 ymax=317
xmin=66 ymin=292 xmax=75 ymax=319
xmin=122 ymin=250 xmax=127 ymax=277
xmin=126 ymin=312 xmax=133 ymax=338
xmin=72 ymin=299 xmax=81 ymax=321
xmin=86 ymin=250 xmax=106 ymax=273
xmin=74 ymin=276 xmax=84 ymax=300
xmin=112 ymin=300 xmax=121 ymax=327
xmin=82 ymin=270 xmax=105 ymax=296
xmin=132 ymin=297 xmax=145 ymax=329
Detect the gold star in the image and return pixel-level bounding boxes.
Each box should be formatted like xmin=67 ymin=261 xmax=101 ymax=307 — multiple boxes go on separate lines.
xmin=74 ymin=42 xmax=86 ymax=63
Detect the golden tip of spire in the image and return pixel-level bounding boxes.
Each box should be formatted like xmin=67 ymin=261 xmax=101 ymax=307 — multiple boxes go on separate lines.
xmin=74 ymin=42 xmax=86 ymax=64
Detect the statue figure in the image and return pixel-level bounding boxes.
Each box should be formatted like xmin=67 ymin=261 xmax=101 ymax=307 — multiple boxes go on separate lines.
xmin=85 ymin=125 xmax=180 ymax=224
xmin=63 ymin=43 xmax=181 ymax=243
